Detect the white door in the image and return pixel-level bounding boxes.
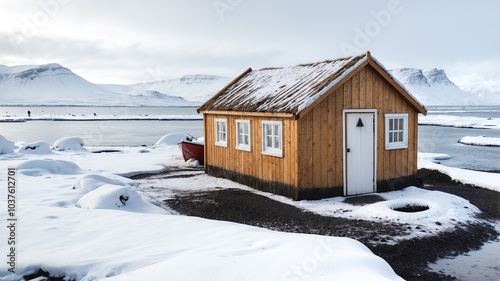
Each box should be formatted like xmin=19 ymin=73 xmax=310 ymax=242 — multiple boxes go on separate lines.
xmin=345 ymin=113 xmax=375 ymax=195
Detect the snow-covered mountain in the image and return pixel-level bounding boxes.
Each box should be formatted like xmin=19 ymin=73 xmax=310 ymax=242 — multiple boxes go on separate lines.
xmin=2 ymin=62 xmax=498 ymax=107
xmin=0 ymin=64 xmax=198 ymax=106
xmin=130 ymin=74 xmax=233 ymax=103
xmin=389 ymin=68 xmax=500 ymax=106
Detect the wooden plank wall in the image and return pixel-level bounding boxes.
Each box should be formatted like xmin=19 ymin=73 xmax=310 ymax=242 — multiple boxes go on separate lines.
xmin=204 ymin=114 xmax=298 ymax=186
xmin=297 ymin=65 xmax=419 ymax=189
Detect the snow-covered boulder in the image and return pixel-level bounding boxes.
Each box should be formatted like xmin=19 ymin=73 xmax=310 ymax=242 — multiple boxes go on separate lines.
xmin=154 ymin=133 xmax=190 ymax=146
xmin=53 ymin=136 xmax=88 ymax=152
xmin=0 ymin=135 xmax=16 ymax=154
xmin=18 ymin=141 xmax=53 ymax=154
xmin=76 ymin=184 xmax=165 ymax=213
xmin=17 ymin=159 xmax=83 ymax=176
xmin=73 ymin=174 xmax=135 ymax=193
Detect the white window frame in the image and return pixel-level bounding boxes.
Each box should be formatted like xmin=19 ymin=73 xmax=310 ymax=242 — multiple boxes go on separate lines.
xmin=385 ymin=113 xmax=408 ymax=150
xmin=235 ymin=119 xmax=251 ymax=151
xmin=262 ymin=120 xmax=283 ymax=157
xmin=215 ymin=118 xmax=227 ymax=147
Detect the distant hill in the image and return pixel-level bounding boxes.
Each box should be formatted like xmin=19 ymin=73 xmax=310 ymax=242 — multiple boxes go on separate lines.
xmin=388 ymin=68 xmax=500 ymax=106
xmin=130 ymin=74 xmax=233 ymax=103
xmin=0 ymin=64 xmax=199 ymax=106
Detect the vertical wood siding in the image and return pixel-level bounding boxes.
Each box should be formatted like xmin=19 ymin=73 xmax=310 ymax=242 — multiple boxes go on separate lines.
xmin=204 ymin=114 xmax=297 ymax=186
xmin=297 ymin=65 xmax=419 ymax=189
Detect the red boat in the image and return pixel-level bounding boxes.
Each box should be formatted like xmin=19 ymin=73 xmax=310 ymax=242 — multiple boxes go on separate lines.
xmin=178 ymin=137 xmax=204 ymax=165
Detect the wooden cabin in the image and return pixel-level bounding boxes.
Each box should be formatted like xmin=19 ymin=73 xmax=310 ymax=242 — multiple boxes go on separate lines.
xmin=197 ymin=51 xmax=427 ymax=200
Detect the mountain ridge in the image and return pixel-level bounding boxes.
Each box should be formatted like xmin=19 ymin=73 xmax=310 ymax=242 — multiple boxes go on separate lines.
xmin=1 ymin=62 xmax=499 ymax=107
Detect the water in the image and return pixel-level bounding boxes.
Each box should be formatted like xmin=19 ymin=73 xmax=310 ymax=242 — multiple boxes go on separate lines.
xmin=428 ymin=224 xmax=500 ymax=281
xmin=418 ymin=125 xmax=500 ymax=171
xmin=0 ymin=106 xmax=203 ymax=146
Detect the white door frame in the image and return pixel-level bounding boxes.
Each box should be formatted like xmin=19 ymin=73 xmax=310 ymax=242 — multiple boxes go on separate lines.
xmin=342 ymin=109 xmax=377 ymax=196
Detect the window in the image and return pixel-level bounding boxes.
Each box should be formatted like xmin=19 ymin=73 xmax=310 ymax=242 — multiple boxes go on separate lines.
xmin=236 ymin=120 xmax=251 ymax=151
xmin=262 ymin=121 xmax=283 ymax=157
xmin=215 ymin=119 xmax=227 ymax=147
xmin=385 ymin=113 xmax=408 ymax=150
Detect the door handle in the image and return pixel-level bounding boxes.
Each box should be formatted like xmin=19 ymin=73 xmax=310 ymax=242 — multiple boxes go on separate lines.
xmin=347 ymin=148 xmax=350 ymax=152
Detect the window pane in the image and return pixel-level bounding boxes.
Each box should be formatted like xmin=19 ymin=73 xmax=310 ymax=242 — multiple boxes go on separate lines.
xmin=399 ymin=119 xmax=403 ymax=131
xmin=399 ymin=132 xmax=403 ymax=142
xmin=274 ymin=135 xmax=279 ymax=148
xmin=244 ymin=124 xmax=249 ymax=134
xmin=389 ymin=132 xmax=393 ymax=143
xmin=389 ymin=119 xmax=393 ymax=130
xmin=222 ymin=132 xmax=226 ymax=141
xmin=267 ymin=125 xmax=272 ymax=136
xmin=267 ymin=136 xmax=272 ymax=148
xmin=274 ymin=125 xmax=279 ymax=137
xmin=244 ymin=135 xmax=249 ymax=145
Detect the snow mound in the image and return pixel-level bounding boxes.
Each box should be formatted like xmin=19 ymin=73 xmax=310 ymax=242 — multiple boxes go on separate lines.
xmin=17 ymin=159 xmax=83 ymax=176
xmin=53 ymin=136 xmax=88 ymax=152
xmin=418 ymin=152 xmax=451 ymax=163
xmin=73 ymin=174 xmax=135 ymax=193
xmin=76 ymin=184 xmax=165 ymax=213
xmin=18 ymin=141 xmax=53 ymax=154
xmin=0 ymin=134 xmax=16 ymax=154
xmin=458 ymin=136 xmax=500 ymax=147
xmin=154 ymin=133 xmax=190 ymax=146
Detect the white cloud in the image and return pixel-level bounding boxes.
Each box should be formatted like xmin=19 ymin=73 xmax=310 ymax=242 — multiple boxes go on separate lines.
xmin=0 ymin=0 xmax=498 ymax=84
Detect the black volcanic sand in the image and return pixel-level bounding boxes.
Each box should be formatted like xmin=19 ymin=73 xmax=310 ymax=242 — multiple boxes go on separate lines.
xmin=162 ymin=168 xmax=499 ymax=281
xmin=24 ymin=168 xmax=499 ymax=281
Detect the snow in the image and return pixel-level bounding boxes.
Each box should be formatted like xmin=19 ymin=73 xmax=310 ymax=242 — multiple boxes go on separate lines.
xmin=459 ymin=136 xmax=500 ymax=146
xmin=418 ymin=158 xmax=500 ymax=192
xmin=0 ymin=139 xmax=404 ymax=281
xmin=297 ymin=56 xmax=368 ymax=112
xmin=18 ymin=141 xmax=53 ymax=154
xmin=76 ymin=184 xmax=166 ymax=213
xmin=129 ymin=74 xmax=233 ymax=103
xmin=0 ymin=63 xmax=198 ymax=107
xmin=1 ymin=132 xmax=496 ymax=280
xmin=0 ymin=134 xmax=16 ymax=154
xmin=418 ymin=114 xmax=500 ymax=129
xmin=154 ymin=133 xmax=191 ymax=146
xmin=204 ymin=55 xmax=367 ymax=113
xmin=417 ymin=152 xmax=452 ymax=163
xmin=52 ymin=137 xmax=88 ymax=152
xmin=0 ymin=114 xmax=202 ymax=122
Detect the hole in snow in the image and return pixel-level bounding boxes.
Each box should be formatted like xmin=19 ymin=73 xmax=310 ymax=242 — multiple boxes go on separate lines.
xmin=392 ymin=204 xmax=429 ymax=213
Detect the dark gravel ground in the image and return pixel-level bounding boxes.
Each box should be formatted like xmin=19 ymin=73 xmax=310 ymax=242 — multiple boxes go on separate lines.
xmin=161 ymin=168 xmax=499 ymax=281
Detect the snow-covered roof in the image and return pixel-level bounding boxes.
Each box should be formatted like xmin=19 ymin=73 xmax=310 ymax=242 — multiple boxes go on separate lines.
xmin=198 ymin=52 xmax=427 ymax=115
xmin=198 ymin=54 xmax=367 ymax=114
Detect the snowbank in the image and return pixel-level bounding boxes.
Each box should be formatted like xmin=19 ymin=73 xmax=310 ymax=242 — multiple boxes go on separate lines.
xmin=459 ymin=136 xmax=500 ymax=147
xmin=418 ymin=158 xmax=500 ymax=192
xmin=0 ymin=134 xmax=16 ymax=154
xmin=0 ymin=139 xmax=404 ymax=281
xmin=72 ymin=174 xmax=135 ymax=193
xmin=18 ymin=141 xmax=53 ymax=154
xmin=53 ymin=137 xmax=88 ymax=152
xmin=154 ymin=133 xmax=191 ymax=146
xmin=17 ymin=159 xmax=83 ymax=176
xmin=76 ymin=184 xmax=165 ymax=213
xmin=418 ymin=115 xmax=500 ymax=129
xmin=417 ymin=152 xmax=452 ymax=163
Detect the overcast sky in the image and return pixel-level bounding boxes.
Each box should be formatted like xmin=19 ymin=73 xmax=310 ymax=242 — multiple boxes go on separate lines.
xmin=1 ymin=0 xmax=499 ymax=90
